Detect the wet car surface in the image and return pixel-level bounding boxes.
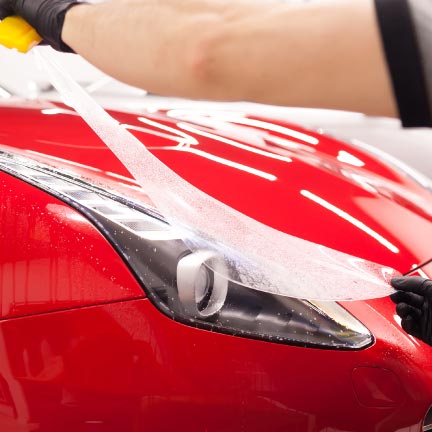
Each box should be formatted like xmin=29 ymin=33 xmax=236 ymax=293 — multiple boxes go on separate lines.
xmin=0 ymin=98 xmax=431 ymax=431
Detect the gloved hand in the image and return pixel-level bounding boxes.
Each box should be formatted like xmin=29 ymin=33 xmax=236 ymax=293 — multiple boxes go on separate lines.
xmin=0 ymin=0 xmax=11 ymax=20
xmin=390 ymin=276 xmax=432 ymax=346
xmin=0 ymin=0 xmax=81 ymax=52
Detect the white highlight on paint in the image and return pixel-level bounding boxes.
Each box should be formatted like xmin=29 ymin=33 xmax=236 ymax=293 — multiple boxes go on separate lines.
xmin=137 ymin=117 xmax=199 ymax=145
xmin=37 ymin=49 xmax=398 ymax=301
xmin=41 ymin=108 xmax=77 ymax=116
xmin=176 ymin=146 xmax=277 ymax=181
xmin=177 ymin=123 xmax=292 ymax=163
xmin=337 ymin=150 xmax=365 ymax=167
xmin=300 ymin=189 xmax=399 ymax=253
xmin=167 ymin=110 xmax=320 ymax=145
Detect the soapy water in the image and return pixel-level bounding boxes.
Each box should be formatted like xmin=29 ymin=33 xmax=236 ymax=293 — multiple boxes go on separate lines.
xmin=36 ymin=48 xmax=398 ymax=301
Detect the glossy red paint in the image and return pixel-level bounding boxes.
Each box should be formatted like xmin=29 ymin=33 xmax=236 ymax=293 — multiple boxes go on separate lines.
xmin=0 ymin=98 xmax=431 ymax=431
xmin=0 ymin=298 xmax=430 ymax=432
xmin=0 ymin=171 xmax=145 ymax=319
xmin=351 ymin=367 xmax=406 ymax=408
xmin=0 ymin=100 xmax=431 ymax=273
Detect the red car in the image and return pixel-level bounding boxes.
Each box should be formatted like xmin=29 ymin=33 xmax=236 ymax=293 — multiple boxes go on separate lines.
xmin=0 ymin=96 xmax=431 ymax=432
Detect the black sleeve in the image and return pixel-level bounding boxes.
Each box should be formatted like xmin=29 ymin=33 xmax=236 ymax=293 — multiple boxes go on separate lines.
xmin=374 ymin=0 xmax=432 ymax=127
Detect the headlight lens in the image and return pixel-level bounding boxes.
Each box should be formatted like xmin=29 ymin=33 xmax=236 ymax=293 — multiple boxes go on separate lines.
xmin=177 ymin=251 xmax=228 ymax=318
xmin=0 ymin=150 xmax=373 ymax=350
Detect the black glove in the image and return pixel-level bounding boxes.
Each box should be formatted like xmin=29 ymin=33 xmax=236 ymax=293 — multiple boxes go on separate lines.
xmin=0 ymin=0 xmax=81 ymax=52
xmin=390 ymin=276 xmax=432 ymax=346
xmin=0 ymin=0 xmax=12 ymax=20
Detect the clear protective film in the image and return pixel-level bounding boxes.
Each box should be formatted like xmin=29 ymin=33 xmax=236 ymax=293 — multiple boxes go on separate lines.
xmin=36 ymin=49 xmax=398 ymax=301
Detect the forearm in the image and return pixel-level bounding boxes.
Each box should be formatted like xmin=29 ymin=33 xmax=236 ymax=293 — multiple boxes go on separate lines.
xmin=62 ymin=0 xmax=396 ymax=116
xmin=62 ymin=0 xmax=262 ymax=99
xmin=192 ymin=0 xmax=397 ymax=117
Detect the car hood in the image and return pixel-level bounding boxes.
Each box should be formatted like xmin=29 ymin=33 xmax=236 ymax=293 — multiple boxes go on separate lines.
xmin=0 ymin=99 xmax=431 ymax=273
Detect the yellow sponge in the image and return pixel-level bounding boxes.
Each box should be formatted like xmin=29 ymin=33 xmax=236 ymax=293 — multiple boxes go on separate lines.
xmin=0 ymin=16 xmax=42 ymax=53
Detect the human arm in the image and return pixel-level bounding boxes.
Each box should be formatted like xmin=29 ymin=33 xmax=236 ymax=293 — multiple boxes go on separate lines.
xmin=0 ymin=0 xmax=398 ymax=117
xmin=2 ymin=0 xmax=432 ymax=126
xmin=61 ymin=0 xmax=398 ymax=118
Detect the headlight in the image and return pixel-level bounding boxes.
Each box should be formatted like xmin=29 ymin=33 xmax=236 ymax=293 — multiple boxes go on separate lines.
xmin=0 ymin=150 xmax=373 ymax=350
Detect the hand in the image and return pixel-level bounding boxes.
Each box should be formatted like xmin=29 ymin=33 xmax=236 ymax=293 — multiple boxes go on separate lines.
xmin=390 ymin=276 xmax=432 ymax=346
xmin=0 ymin=0 xmax=13 ymax=21
xmin=0 ymin=0 xmax=81 ymax=52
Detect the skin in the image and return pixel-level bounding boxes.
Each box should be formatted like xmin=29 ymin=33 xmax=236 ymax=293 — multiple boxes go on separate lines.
xmin=61 ymin=0 xmax=398 ymax=118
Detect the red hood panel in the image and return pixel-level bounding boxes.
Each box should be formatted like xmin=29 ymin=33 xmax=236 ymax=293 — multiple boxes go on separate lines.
xmin=0 ymin=100 xmax=431 ymax=273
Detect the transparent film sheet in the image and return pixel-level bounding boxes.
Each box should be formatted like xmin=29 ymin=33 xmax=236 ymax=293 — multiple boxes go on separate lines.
xmin=37 ymin=49 xmax=398 ymax=301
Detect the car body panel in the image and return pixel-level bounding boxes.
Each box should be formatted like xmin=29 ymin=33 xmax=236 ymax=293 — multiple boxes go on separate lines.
xmin=1 ymin=98 xmax=432 ymax=431
xmin=0 ymin=100 xmax=431 ymax=273
xmin=0 ymin=171 xmax=145 ymax=319
xmin=0 ymin=298 xmax=429 ymax=432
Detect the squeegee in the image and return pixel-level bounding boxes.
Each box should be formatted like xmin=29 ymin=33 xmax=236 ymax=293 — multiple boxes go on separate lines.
xmin=0 ymin=16 xmax=41 ymax=53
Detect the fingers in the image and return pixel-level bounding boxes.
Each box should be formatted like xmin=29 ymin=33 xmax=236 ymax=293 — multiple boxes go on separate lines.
xmin=390 ymin=290 xmax=425 ymax=308
xmin=396 ymin=302 xmax=422 ymax=320
xmin=391 ymin=276 xmax=432 ymax=295
xmin=391 ymin=277 xmax=432 ymax=345
xmin=395 ymin=302 xmax=422 ymax=338
xmin=0 ymin=11 xmax=9 ymax=20
xmin=401 ymin=315 xmax=421 ymax=339
xmin=0 ymin=4 xmax=14 ymax=20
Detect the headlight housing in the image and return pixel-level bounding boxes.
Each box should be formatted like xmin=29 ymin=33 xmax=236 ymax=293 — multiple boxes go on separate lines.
xmin=0 ymin=150 xmax=373 ymax=350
